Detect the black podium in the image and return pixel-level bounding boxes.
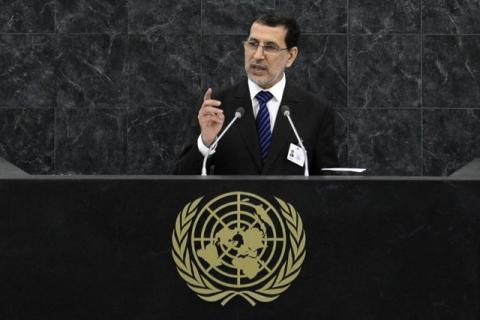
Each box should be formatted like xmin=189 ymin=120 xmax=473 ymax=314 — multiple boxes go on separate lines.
xmin=0 ymin=175 xmax=479 ymax=320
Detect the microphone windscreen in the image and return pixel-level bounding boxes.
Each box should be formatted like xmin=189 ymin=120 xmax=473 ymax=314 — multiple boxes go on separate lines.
xmin=235 ymin=107 xmax=245 ymax=118
xmin=280 ymin=105 xmax=290 ymax=116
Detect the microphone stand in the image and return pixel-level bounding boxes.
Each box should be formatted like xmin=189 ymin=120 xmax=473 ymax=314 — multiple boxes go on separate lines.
xmin=282 ymin=106 xmax=309 ymax=177
xmin=201 ymin=108 xmax=244 ymax=176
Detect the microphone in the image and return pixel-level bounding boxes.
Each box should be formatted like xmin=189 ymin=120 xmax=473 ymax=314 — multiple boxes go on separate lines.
xmin=201 ymin=107 xmax=245 ymax=176
xmin=281 ymin=105 xmax=309 ymax=177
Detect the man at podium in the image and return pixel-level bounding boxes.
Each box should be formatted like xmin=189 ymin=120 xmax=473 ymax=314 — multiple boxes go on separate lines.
xmin=174 ymin=14 xmax=338 ymax=175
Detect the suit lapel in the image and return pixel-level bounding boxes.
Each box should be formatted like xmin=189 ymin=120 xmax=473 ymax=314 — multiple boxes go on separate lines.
xmin=234 ymin=82 xmax=262 ymax=171
xmin=262 ymin=83 xmax=303 ymax=174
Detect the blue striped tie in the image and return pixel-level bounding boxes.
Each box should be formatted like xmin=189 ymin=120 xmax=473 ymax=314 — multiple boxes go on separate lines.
xmin=255 ymin=91 xmax=273 ymax=162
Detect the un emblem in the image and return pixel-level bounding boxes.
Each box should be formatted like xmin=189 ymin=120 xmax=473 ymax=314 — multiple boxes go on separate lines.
xmin=171 ymin=191 xmax=306 ymax=306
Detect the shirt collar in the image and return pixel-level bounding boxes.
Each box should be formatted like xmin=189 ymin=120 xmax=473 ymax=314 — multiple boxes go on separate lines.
xmin=247 ymin=73 xmax=286 ymax=103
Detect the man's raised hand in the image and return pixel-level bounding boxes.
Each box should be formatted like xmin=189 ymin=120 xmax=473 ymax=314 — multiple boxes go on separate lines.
xmin=198 ymin=88 xmax=224 ymax=147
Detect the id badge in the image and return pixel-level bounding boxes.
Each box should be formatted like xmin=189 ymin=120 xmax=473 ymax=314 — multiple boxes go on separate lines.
xmin=287 ymin=143 xmax=305 ymax=167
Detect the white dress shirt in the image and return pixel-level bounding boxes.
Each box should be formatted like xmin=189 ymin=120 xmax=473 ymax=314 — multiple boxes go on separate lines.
xmin=198 ymin=74 xmax=287 ymax=155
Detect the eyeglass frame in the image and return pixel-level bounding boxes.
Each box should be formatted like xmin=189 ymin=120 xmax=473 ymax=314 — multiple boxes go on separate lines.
xmin=242 ymin=39 xmax=290 ymax=55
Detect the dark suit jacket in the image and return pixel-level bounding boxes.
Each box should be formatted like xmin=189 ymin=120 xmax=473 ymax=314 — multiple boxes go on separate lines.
xmin=174 ymin=79 xmax=338 ymax=175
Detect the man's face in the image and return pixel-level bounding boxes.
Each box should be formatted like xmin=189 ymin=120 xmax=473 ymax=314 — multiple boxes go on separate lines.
xmin=244 ymin=22 xmax=298 ymax=89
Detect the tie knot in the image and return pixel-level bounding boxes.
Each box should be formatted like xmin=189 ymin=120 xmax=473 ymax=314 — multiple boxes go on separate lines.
xmin=255 ymin=91 xmax=273 ymax=105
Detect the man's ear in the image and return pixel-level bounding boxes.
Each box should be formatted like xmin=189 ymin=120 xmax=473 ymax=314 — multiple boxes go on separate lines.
xmin=286 ymin=46 xmax=298 ymax=68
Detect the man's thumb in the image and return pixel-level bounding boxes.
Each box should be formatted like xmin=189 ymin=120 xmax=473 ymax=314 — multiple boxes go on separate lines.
xmin=203 ymin=88 xmax=212 ymax=101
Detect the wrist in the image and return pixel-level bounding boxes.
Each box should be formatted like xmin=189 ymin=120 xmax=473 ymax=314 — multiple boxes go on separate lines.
xmin=201 ymin=134 xmax=214 ymax=147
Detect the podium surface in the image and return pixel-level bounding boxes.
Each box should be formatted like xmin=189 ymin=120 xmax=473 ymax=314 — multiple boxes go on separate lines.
xmin=1 ymin=175 xmax=479 ymax=319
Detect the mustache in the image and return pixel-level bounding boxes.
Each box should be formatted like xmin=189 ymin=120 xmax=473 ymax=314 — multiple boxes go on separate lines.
xmin=249 ymin=62 xmax=267 ymax=69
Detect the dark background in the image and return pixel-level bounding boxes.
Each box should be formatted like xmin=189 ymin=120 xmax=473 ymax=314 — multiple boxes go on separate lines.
xmin=1 ymin=177 xmax=479 ymax=319
xmin=0 ymin=0 xmax=479 ymax=175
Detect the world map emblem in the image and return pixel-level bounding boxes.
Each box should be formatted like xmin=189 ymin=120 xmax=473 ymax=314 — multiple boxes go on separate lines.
xmin=171 ymin=191 xmax=306 ymax=306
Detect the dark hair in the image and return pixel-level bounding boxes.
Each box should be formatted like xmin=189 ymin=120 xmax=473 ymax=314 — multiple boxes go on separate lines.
xmin=251 ymin=14 xmax=300 ymax=49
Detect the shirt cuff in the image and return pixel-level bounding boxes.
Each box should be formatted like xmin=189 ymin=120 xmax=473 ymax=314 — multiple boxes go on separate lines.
xmin=197 ymin=134 xmax=216 ymax=157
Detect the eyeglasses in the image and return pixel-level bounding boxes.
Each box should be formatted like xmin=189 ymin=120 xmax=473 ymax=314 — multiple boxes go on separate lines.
xmin=243 ymin=40 xmax=289 ymax=55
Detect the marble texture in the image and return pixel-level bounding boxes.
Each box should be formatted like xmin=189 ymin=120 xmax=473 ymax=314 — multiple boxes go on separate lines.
xmin=423 ymin=35 xmax=480 ymax=108
xmin=0 ymin=108 xmax=54 ymax=173
xmin=1 ymin=0 xmax=479 ymax=175
xmin=127 ymin=107 xmax=196 ymax=174
xmin=56 ymin=34 xmax=128 ymax=108
xmin=289 ymin=35 xmax=347 ymax=108
xmin=56 ymin=0 xmax=128 ymax=34
xmin=129 ymin=34 xmax=201 ymax=108
xmin=0 ymin=0 xmax=54 ymax=33
xmin=334 ymin=109 xmax=349 ymax=167
xmin=349 ymin=35 xmax=421 ymax=108
xmin=55 ymin=108 xmax=127 ymax=174
xmin=423 ymin=0 xmax=480 ymax=34
xmin=203 ymin=0 xmax=275 ymax=34
xmin=0 ymin=35 xmax=56 ymax=107
xmin=423 ymin=109 xmax=480 ymax=176
xmin=276 ymin=0 xmax=347 ymax=33
xmin=349 ymin=0 xmax=421 ymax=34
xmin=348 ymin=109 xmax=422 ymax=175
xmin=128 ymin=0 xmax=201 ymax=34
xmin=201 ymin=35 xmax=245 ymax=90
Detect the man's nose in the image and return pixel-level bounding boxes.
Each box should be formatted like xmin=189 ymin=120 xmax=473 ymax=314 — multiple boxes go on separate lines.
xmin=252 ymin=45 xmax=265 ymax=59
